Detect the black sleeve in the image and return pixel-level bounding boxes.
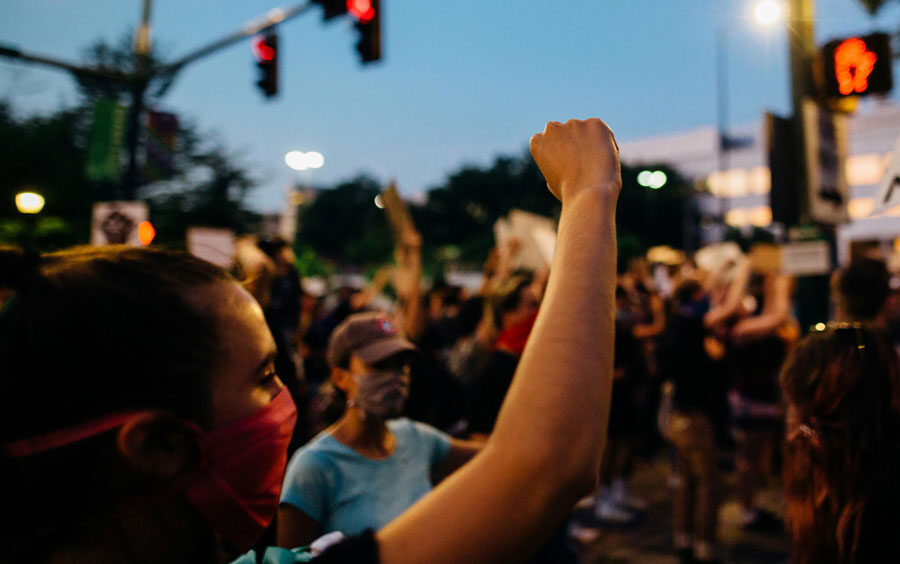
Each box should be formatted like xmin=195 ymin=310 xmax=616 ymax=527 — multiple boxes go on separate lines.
xmin=313 ymin=530 xmax=379 ymax=564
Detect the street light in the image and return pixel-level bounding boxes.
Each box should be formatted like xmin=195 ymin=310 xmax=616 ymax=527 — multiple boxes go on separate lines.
xmin=714 ymin=1 xmax=783 ymax=237
xmin=285 ymin=150 xmax=325 ymax=171
xmin=15 ymin=191 xmax=45 ymax=214
xmin=754 ymin=1 xmax=783 ymax=26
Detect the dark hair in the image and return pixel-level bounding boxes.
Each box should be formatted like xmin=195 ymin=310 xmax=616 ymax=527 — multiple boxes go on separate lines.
xmin=673 ymin=278 xmax=702 ymax=305
xmin=0 ymin=245 xmax=235 ymax=556
xmin=0 ymin=245 xmax=232 ymax=441
xmin=780 ymin=324 xmax=900 ymax=564
xmin=486 ymin=275 xmax=533 ymax=328
xmin=256 ymin=235 xmax=289 ymax=260
xmin=835 ymin=258 xmax=890 ymax=321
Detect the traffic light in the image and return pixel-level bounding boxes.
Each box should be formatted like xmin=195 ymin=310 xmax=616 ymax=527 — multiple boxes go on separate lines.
xmin=822 ymin=32 xmax=892 ymax=99
xmin=313 ymin=0 xmax=347 ymax=21
xmin=252 ymin=32 xmax=279 ymax=98
xmin=350 ymin=0 xmax=381 ymax=64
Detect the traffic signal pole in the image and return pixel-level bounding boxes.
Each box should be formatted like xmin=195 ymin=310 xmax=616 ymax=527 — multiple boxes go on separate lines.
xmin=0 ymin=1 xmax=316 ymax=200
xmin=788 ymin=0 xmax=817 ymax=225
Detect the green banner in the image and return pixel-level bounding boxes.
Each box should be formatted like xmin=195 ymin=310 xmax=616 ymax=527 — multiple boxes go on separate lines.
xmin=85 ymin=100 xmax=127 ymax=181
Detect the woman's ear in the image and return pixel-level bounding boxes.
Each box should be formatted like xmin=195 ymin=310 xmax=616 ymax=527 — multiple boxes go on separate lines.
xmin=117 ymin=413 xmax=203 ymax=482
xmin=331 ymin=365 xmax=352 ymax=394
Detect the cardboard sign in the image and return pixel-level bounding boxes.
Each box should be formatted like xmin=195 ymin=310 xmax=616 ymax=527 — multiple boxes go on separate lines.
xmin=91 ymin=201 xmax=148 ymax=246
xmin=748 ymin=242 xmax=832 ymax=276
xmin=381 ymin=183 xmax=414 ymax=240
xmin=187 ymin=228 xmax=235 ymax=268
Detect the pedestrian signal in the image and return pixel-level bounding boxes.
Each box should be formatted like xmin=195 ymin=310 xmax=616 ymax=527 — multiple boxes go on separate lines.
xmin=822 ymin=32 xmax=892 ymax=99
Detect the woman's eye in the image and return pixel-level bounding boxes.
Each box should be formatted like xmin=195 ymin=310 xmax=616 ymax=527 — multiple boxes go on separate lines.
xmin=260 ymin=368 xmax=279 ymax=387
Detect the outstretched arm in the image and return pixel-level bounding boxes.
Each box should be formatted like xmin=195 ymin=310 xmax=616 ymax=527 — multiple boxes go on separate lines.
xmin=374 ymin=119 xmax=621 ymax=564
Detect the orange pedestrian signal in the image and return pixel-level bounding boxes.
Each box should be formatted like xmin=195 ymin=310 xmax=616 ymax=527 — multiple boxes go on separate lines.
xmin=138 ymin=221 xmax=156 ymax=246
xmin=822 ymin=32 xmax=892 ymax=99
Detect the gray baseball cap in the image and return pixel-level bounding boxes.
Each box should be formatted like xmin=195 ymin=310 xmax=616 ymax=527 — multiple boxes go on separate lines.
xmin=327 ymin=312 xmax=416 ymax=368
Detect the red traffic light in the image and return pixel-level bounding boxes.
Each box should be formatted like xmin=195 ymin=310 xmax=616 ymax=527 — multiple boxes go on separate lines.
xmin=252 ymin=36 xmax=276 ymax=62
xmin=822 ymin=32 xmax=893 ymax=98
xmin=347 ymin=0 xmax=375 ymax=22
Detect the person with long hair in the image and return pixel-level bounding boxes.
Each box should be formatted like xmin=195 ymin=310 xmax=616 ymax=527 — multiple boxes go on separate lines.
xmin=780 ymin=322 xmax=900 ymax=564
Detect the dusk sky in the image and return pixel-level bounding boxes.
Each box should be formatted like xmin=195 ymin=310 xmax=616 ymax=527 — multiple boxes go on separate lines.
xmin=2 ymin=0 xmax=898 ymax=211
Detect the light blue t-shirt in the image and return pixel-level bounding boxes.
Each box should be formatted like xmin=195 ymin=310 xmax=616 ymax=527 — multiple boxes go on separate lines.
xmin=280 ymin=418 xmax=452 ymax=537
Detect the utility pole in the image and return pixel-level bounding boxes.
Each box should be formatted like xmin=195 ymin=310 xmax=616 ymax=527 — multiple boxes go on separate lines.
xmin=788 ymin=0 xmax=817 ymax=225
xmin=122 ymin=0 xmax=154 ymax=201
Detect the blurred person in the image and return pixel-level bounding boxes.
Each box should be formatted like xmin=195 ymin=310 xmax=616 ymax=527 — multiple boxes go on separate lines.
xmin=831 ymin=257 xmax=891 ymax=327
xmin=780 ymin=323 xmax=900 ymax=564
xmin=660 ymin=277 xmax=739 ymax=564
xmin=0 ymin=117 xmax=622 ymax=564
xmin=257 ymin=236 xmax=308 ymax=447
xmin=727 ymin=270 xmax=796 ymax=532
xmin=592 ymin=284 xmax=646 ymax=524
xmin=277 ymin=312 xmax=482 ymax=548
xmin=467 ymin=273 xmax=539 ymax=440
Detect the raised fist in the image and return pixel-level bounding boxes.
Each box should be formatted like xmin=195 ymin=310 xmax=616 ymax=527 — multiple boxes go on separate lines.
xmin=529 ymin=118 xmax=621 ymax=204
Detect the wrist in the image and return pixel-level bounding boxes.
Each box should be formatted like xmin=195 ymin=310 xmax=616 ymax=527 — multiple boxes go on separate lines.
xmin=560 ymin=181 xmax=620 ymax=211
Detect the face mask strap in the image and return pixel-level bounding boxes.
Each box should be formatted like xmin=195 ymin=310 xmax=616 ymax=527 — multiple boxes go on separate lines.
xmin=3 ymin=411 xmax=153 ymax=458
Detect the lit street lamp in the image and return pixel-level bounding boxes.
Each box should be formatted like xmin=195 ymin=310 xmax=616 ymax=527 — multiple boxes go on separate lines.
xmin=15 ymin=190 xmax=45 ymax=251
xmin=285 ymin=150 xmax=325 ymax=171
xmin=713 ymin=1 xmax=783 ymax=236
xmin=15 ymin=191 xmax=45 ymax=214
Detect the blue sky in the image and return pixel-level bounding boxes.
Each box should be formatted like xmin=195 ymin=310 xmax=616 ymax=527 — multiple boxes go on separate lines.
xmin=2 ymin=0 xmax=898 ymax=211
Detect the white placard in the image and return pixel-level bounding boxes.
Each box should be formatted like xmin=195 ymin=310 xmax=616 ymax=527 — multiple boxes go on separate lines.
xmin=91 ymin=201 xmax=148 ymax=246
xmin=781 ymin=241 xmax=832 ymax=276
xmin=187 ymin=228 xmax=235 ymax=268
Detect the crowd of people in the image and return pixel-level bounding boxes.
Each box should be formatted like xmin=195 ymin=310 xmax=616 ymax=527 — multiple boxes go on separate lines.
xmin=2 ymin=118 xmax=900 ymax=564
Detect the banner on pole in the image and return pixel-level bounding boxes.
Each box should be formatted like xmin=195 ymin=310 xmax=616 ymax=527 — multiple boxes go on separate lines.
xmin=85 ymin=100 xmax=127 ymax=182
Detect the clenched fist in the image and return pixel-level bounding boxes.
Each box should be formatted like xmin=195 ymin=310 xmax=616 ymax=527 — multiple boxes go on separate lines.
xmin=529 ymin=118 xmax=622 ymax=204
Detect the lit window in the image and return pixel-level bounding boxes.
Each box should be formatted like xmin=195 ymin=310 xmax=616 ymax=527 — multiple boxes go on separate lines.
xmin=725 ymin=209 xmax=748 ymax=226
xmin=846 ymin=153 xmax=889 ymax=187
xmin=848 ymin=198 xmax=875 ymax=219
xmin=748 ymin=206 xmax=773 ymax=227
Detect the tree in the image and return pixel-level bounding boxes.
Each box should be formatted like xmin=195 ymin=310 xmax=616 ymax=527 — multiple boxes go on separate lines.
xmin=297 ymin=175 xmax=394 ymax=266
xmin=0 ymin=34 xmax=261 ymax=250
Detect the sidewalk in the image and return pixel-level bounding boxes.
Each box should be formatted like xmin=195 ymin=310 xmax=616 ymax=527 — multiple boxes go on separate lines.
xmin=569 ymin=454 xmax=789 ymax=564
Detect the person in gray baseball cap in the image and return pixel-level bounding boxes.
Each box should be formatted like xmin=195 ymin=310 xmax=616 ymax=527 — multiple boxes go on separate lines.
xmin=277 ymin=312 xmax=482 ymax=549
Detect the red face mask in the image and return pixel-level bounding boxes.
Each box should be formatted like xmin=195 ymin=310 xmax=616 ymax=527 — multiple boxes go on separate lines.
xmin=495 ymin=311 xmax=538 ymax=356
xmin=3 ymin=387 xmax=297 ymax=553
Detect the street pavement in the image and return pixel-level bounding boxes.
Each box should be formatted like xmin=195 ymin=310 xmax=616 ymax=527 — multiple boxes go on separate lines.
xmin=568 ymin=454 xmax=790 ymax=564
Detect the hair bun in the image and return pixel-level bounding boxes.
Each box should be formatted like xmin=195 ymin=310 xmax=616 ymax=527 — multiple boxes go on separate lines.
xmin=0 ymin=247 xmax=40 ymax=289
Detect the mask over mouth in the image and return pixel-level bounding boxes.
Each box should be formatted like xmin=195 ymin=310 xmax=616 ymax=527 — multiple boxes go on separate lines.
xmin=3 ymin=387 xmax=298 ymax=553
xmin=349 ymin=369 xmax=410 ymax=420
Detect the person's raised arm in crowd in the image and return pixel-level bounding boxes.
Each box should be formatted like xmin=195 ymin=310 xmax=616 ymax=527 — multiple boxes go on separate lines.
xmin=731 ymin=273 xmax=794 ymax=342
xmin=704 ymin=256 xmax=752 ymax=329
xmin=392 ymin=227 xmax=425 ymax=340
xmin=374 ymin=118 xmax=621 ymax=564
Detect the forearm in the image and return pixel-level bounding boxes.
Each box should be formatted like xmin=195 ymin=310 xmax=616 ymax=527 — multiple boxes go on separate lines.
xmin=490 ymin=190 xmax=616 ymax=480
